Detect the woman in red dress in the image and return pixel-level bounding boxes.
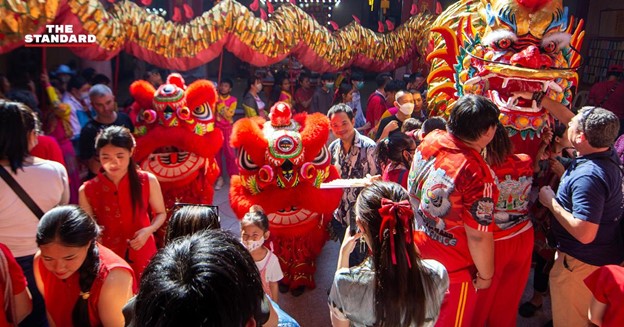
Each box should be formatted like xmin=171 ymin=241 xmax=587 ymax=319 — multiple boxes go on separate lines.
xmin=79 ymin=126 xmax=166 ymax=280
xmin=375 ymin=132 xmax=417 ymax=189
xmin=34 ymin=205 xmax=135 ymax=327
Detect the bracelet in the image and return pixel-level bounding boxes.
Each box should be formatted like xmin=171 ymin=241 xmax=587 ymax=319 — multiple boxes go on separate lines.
xmin=476 ymin=272 xmax=493 ymax=281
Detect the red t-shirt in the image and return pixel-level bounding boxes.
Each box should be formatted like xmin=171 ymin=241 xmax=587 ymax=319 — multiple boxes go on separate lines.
xmin=365 ymin=91 xmax=388 ymax=132
xmin=83 ymin=170 xmax=156 ymax=280
xmin=408 ymin=130 xmax=499 ymax=278
xmin=584 ymin=265 xmax=624 ymax=327
xmin=31 ymin=135 xmax=65 ymax=166
xmin=39 ymin=244 xmax=135 ymax=327
xmin=490 ymin=154 xmax=533 ymax=239
xmin=382 ymin=163 xmax=409 ymax=189
xmin=589 ymin=80 xmax=624 ymax=119
xmin=0 ymin=243 xmax=27 ymax=327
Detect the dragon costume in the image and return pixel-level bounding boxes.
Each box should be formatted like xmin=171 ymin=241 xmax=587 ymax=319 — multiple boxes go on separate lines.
xmin=229 ymin=102 xmax=342 ymax=291
xmin=129 ymin=73 xmax=223 ymax=244
xmin=425 ymin=0 xmax=584 ymax=158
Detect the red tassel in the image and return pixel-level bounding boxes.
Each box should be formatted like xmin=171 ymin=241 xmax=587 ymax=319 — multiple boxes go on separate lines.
xmin=172 ymin=6 xmax=182 ymax=22
xmin=250 ymin=0 xmax=259 ymax=12
xmin=329 ymin=21 xmax=338 ymax=31
xmin=183 ymin=3 xmax=194 ymax=19
xmin=107 ymin=0 xmax=115 ymax=3
xmin=410 ymin=4 xmax=418 ymax=15
xmin=140 ymin=0 xmax=151 ymax=5
xmin=352 ymin=15 xmax=360 ymax=24
xmin=435 ymin=1 xmax=443 ymax=14
xmin=377 ymin=21 xmax=384 ymax=33
xmin=267 ymin=1 xmax=274 ymax=13
xmin=260 ymin=8 xmax=267 ymax=20
xmin=386 ymin=19 xmax=394 ymax=31
xmin=290 ymin=0 xmax=296 ymax=4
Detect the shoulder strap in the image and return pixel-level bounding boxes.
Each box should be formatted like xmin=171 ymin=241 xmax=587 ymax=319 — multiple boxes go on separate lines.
xmin=0 ymin=166 xmax=45 ymax=219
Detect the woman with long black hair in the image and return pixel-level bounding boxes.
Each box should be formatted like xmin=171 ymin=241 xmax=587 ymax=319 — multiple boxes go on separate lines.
xmin=34 ymin=205 xmax=134 ymax=327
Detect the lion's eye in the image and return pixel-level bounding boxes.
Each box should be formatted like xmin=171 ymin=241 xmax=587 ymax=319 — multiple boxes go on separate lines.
xmin=193 ymin=103 xmax=213 ymax=120
xmin=542 ymin=41 xmax=557 ymax=54
xmin=238 ymin=149 xmax=258 ymax=170
xmin=494 ymin=38 xmax=512 ymax=50
xmin=312 ymin=146 xmax=329 ymax=165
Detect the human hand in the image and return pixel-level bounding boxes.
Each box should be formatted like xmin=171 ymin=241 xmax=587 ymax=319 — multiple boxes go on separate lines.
xmin=549 ymin=158 xmax=565 ymax=178
xmin=541 ymin=125 xmax=553 ymax=146
xmin=383 ymin=120 xmax=399 ymax=134
xmin=364 ymin=174 xmax=382 ymax=186
xmin=538 ymin=186 xmax=556 ymax=209
xmin=511 ymin=91 xmax=534 ymax=100
xmin=340 ymin=227 xmax=362 ymax=257
xmin=128 ymin=227 xmax=152 ymax=250
xmin=40 ymin=72 xmax=50 ymax=85
xmin=473 ymin=274 xmax=493 ymax=291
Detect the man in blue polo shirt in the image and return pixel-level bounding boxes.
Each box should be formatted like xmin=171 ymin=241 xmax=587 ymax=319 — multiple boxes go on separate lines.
xmin=538 ymin=106 xmax=623 ymax=327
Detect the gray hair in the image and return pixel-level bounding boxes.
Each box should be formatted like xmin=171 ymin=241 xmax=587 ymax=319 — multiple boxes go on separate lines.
xmin=88 ymin=84 xmax=113 ymax=98
xmin=578 ymin=106 xmax=620 ymax=148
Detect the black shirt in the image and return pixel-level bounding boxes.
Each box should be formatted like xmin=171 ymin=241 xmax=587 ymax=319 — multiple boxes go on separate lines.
xmin=374 ymin=115 xmax=401 ymax=141
xmin=79 ymin=113 xmax=134 ymax=161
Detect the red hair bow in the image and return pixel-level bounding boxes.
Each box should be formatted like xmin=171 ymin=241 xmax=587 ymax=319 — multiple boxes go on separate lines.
xmin=378 ymin=198 xmax=414 ymax=267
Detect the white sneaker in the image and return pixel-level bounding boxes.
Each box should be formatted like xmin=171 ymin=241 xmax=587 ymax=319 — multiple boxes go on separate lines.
xmin=215 ymin=177 xmax=224 ymax=190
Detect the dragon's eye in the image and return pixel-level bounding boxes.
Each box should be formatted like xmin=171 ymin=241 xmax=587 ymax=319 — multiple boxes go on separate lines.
xmin=542 ymin=41 xmax=557 ymax=54
xmin=193 ymin=103 xmax=213 ymax=120
xmin=238 ymin=148 xmax=258 ymax=170
xmin=494 ymin=38 xmax=512 ymax=50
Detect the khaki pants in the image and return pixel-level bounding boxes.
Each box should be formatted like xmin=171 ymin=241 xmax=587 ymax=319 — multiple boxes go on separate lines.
xmin=549 ymin=251 xmax=599 ymax=327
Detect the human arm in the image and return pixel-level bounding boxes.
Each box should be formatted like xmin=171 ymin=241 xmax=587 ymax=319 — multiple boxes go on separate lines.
xmin=242 ymin=94 xmax=258 ymax=118
xmin=588 ymin=297 xmax=606 ymax=326
xmin=78 ymin=185 xmax=95 ymax=217
xmin=330 ymin=310 xmax=350 ymax=327
xmin=98 ymin=268 xmax=134 ymax=327
xmin=376 ymin=119 xmax=399 ymax=141
xmin=1 ymin=244 xmax=32 ymax=323
xmin=129 ymin=173 xmax=166 ymax=251
xmin=263 ymin=294 xmax=279 ymax=327
xmin=538 ymin=185 xmax=599 ymax=244
xmin=337 ymin=228 xmax=362 ymax=270
xmin=512 ymin=91 xmax=575 ymax=125
xmin=534 ymin=126 xmax=553 ymax=173
xmin=464 ymin=224 xmax=494 ymax=290
xmin=269 ymin=282 xmax=279 ymax=302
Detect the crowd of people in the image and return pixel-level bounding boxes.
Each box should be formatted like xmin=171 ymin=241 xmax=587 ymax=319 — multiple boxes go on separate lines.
xmin=1 ymin=62 xmax=624 ymax=327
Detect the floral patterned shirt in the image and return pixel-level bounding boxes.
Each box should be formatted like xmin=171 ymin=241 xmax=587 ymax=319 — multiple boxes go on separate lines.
xmin=329 ymin=130 xmax=379 ymax=226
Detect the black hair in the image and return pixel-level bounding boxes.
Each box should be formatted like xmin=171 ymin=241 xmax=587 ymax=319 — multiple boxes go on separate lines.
xmin=90 ymin=74 xmax=110 ymax=86
xmin=134 ymin=230 xmax=267 ymax=326
xmin=376 ymin=132 xmax=415 ymax=168
xmin=36 ymin=205 xmax=101 ymax=327
xmin=9 ymin=72 xmax=33 ymax=91
xmin=327 ymin=103 xmax=354 ymax=120
xmin=401 ymin=118 xmax=422 ymax=133
xmin=385 ymin=79 xmax=405 ymax=94
xmin=241 ymin=207 xmax=270 ymax=233
xmin=578 ymin=106 xmax=620 ymax=148
xmin=350 ymin=71 xmax=364 ymax=82
xmin=67 ymin=76 xmax=89 ymax=92
xmin=95 ymin=126 xmax=143 ymax=216
xmin=244 ymin=76 xmax=262 ymax=95
xmin=298 ymin=72 xmax=311 ymax=83
xmin=321 ymin=72 xmax=336 ymax=82
xmin=220 ymin=77 xmax=234 ymax=88
xmin=0 ymin=100 xmax=39 ymax=173
xmin=355 ymin=182 xmax=437 ymax=327
xmin=484 ymin=123 xmax=514 ymax=166
xmin=81 ymin=68 xmax=97 ymax=82
xmin=333 ymin=82 xmax=353 ymax=105
xmin=270 ymin=73 xmax=289 ymax=104
xmin=375 ymin=73 xmax=392 ymax=88
xmin=166 ymin=205 xmax=221 ymax=244
xmin=448 ymin=95 xmax=500 ymax=141
xmin=0 ymin=74 xmax=9 ymax=95
xmin=421 ymin=117 xmax=447 ymax=137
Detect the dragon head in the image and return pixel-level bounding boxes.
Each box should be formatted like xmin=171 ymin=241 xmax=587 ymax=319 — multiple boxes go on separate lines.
xmin=426 ymin=0 xmax=584 ymax=157
xmin=129 ymin=73 xmax=223 ymax=192
xmin=229 ymin=102 xmax=341 ymax=232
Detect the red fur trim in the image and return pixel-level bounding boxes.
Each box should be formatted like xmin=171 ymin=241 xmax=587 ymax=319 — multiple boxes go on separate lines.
xmin=230 ymin=118 xmax=268 ymax=163
xmin=166 ymin=73 xmax=186 ymax=90
xmin=299 ymin=113 xmax=330 ymax=162
xmin=129 ymin=80 xmax=156 ymax=109
xmin=186 ymin=80 xmax=217 ymax=113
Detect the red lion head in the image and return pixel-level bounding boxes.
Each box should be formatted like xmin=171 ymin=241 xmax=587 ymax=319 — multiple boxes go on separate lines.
xmin=129 ymin=73 xmax=223 ymax=210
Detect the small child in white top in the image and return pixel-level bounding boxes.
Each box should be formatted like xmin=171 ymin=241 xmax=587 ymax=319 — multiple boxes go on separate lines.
xmin=241 ymin=205 xmax=284 ymax=301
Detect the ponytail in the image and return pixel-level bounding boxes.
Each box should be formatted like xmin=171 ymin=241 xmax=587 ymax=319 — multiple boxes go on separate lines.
xmin=72 ymin=242 xmax=100 ymax=327
xmin=127 ymin=158 xmax=143 ymax=219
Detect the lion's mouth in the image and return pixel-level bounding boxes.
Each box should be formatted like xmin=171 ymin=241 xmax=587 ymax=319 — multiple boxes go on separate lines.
xmin=267 ymin=207 xmax=317 ymax=226
xmin=465 ymin=73 xmax=563 ymax=113
xmin=140 ymin=146 xmax=206 ymax=182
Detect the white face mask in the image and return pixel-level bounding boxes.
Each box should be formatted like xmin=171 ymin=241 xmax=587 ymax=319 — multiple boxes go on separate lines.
xmin=399 ymin=103 xmax=414 ymax=116
xmin=243 ymin=237 xmax=264 ymax=252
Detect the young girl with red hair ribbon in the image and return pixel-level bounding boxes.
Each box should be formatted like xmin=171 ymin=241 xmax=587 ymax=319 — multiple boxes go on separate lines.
xmin=328 ymin=181 xmax=449 ymax=327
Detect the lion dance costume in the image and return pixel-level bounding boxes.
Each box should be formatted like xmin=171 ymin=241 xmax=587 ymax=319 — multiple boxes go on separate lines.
xmin=229 ymin=102 xmax=342 ymax=291
xmin=129 ymin=74 xmax=223 ymax=244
